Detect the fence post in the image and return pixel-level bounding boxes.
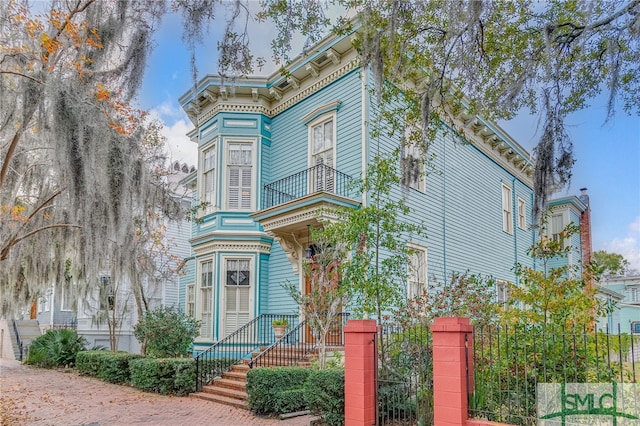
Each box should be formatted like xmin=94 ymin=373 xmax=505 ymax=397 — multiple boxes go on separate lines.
xmin=431 ymin=317 xmax=474 ymax=426
xmin=344 ymin=319 xmax=378 ymax=426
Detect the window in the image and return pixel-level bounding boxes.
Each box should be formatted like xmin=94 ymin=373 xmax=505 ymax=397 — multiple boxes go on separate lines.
xmin=224 ymin=258 xmax=252 ymax=336
xmin=407 ymin=245 xmax=427 ymax=299
xmin=632 ymin=322 xmax=640 ymax=334
xmin=517 ymin=197 xmax=526 ymax=230
xmin=186 ymin=284 xmax=195 ymax=318
xmin=501 ymin=184 xmax=513 ymax=234
xmin=202 ymin=144 xmax=216 ymax=208
xmin=227 ymin=143 xmax=252 ymax=210
xmin=401 ymin=126 xmax=425 ymax=191
xmin=61 ymin=284 xmax=74 ymax=311
xmin=199 ymin=261 xmax=213 ymax=339
xmin=310 ymin=117 xmax=335 ymax=192
xmin=548 ymin=213 xmax=565 ymax=245
xmin=496 ymin=280 xmax=510 ymax=307
xmin=99 ymin=276 xmax=114 ymax=311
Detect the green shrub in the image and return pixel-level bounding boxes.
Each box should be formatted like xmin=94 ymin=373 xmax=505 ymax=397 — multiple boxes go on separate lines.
xmin=99 ymin=352 xmax=141 ymax=384
xmin=133 ymin=306 xmax=200 ymax=357
xmin=25 ymin=329 xmax=87 ymax=368
xmin=76 ymin=350 xmax=105 ymax=376
xmin=246 ymin=367 xmax=311 ymax=414
xmin=75 ymin=350 xmax=140 ymax=383
xmin=129 ymin=357 xmax=195 ymax=395
xmin=304 ymin=369 xmax=345 ymax=426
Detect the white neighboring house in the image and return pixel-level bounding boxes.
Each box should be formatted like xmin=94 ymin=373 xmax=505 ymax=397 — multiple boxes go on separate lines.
xmin=36 ymin=163 xmax=195 ymax=353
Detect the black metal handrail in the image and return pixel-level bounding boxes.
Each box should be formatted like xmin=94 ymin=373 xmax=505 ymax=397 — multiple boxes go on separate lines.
xmin=12 ymin=319 xmax=24 ymax=361
xmin=194 ymin=313 xmax=298 ymax=392
xmin=262 ymin=164 xmax=355 ymax=209
xmin=249 ymin=312 xmax=350 ymax=368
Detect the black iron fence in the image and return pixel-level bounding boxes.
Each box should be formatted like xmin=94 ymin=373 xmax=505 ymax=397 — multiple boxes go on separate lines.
xmin=49 ymin=319 xmax=78 ymax=330
xmin=249 ymin=312 xmax=350 ymax=368
xmin=194 ymin=313 xmax=299 ymax=392
xmin=377 ymin=322 xmax=433 ymax=425
xmin=470 ymin=323 xmax=639 ymax=425
xmin=261 ymin=164 xmax=355 ymax=209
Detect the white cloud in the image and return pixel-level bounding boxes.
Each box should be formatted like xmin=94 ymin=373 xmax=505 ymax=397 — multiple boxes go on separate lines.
xmin=603 ymin=216 xmax=640 ymax=272
xmin=161 ymin=118 xmax=198 ymax=168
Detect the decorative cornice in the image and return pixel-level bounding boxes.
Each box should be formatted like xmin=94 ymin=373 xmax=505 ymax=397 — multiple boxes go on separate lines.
xmin=270 ymin=234 xmax=301 ymax=274
xmin=193 ymin=240 xmax=272 ymax=256
xmin=192 ymin=60 xmax=358 ymax=124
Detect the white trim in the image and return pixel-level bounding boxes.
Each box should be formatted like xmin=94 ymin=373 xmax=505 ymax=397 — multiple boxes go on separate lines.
xmin=407 ymin=243 xmax=428 ymax=299
xmin=220 ymin=255 xmax=255 ymax=338
xmin=501 ymin=183 xmax=513 ymax=235
xmin=196 ymin=258 xmax=215 ymax=341
xmin=223 ymin=138 xmax=257 ymax=211
xmin=517 ymin=197 xmax=526 ymax=230
xmin=307 ymin=112 xmax=337 ymax=170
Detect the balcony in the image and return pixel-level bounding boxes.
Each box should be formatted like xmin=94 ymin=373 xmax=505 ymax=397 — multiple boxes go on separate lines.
xmin=261 ymin=164 xmax=355 ymax=209
xmin=252 ymin=164 xmax=360 ymax=273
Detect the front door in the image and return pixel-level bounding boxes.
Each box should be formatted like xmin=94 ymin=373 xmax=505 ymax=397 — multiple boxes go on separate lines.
xmin=304 ymin=274 xmax=343 ymax=345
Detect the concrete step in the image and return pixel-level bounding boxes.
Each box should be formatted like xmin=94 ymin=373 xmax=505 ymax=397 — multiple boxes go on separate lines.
xmin=212 ymin=377 xmax=246 ymax=392
xmin=190 ymin=392 xmax=249 ymax=409
xmin=201 ymin=385 xmax=248 ymax=401
xmin=221 ymin=370 xmax=248 ymax=381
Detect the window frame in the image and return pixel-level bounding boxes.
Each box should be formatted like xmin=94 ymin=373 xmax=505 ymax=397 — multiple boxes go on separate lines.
xmin=99 ymin=275 xmax=114 ymax=311
xmin=407 ymin=243 xmax=427 ymax=299
xmin=224 ymin=139 xmax=256 ymax=211
xmin=501 ymin=183 xmax=513 ymax=234
xmin=496 ymin=280 xmax=510 ymax=307
xmin=400 ymin=124 xmax=425 ymax=192
xmin=186 ymin=284 xmax=195 ymax=318
xmin=201 ymin=140 xmax=217 ymax=212
xmin=198 ymin=260 xmax=214 ymax=340
xmin=60 ymin=283 xmax=74 ymax=312
xmin=517 ymin=197 xmax=526 ymax=230
xmin=547 ymin=212 xmax=567 ymax=247
xmin=221 ymin=255 xmax=254 ymax=337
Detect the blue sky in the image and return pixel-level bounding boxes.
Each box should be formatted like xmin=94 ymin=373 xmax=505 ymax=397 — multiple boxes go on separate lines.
xmin=138 ymin=11 xmax=640 ymax=271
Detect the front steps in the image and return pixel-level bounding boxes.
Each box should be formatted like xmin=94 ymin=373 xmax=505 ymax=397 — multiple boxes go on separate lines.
xmin=191 ymin=346 xmax=341 ymax=409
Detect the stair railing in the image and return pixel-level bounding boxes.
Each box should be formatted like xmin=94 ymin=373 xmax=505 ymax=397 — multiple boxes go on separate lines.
xmin=249 ymin=312 xmax=350 ymax=368
xmin=194 ymin=313 xmax=298 ymax=392
xmin=12 ymin=319 xmax=24 ymax=361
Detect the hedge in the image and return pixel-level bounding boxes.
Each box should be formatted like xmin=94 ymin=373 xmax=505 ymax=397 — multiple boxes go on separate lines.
xmin=129 ymin=357 xmax=195 ymax=396
xmin=304 ymin=369 xmax=345 ymax=426
xmin=75 ymin=350 xmax=141 ymax=384
xmin=246 ymin=367 xmax=311 ymax=414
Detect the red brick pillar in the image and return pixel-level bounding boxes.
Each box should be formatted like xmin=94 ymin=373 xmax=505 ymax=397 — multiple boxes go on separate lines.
xmin=431 ymin=317 xmax=474 ymax=426
xmin=344 ymin=319 xmax=378 ymax=426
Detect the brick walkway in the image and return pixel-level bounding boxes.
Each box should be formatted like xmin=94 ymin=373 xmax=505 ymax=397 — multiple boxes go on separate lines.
xmin=0 ymin=358 xmax=316 ymax=426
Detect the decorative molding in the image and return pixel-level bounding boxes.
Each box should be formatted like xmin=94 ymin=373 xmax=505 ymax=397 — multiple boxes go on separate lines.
xmin=193 ymin=240 xmax=272 ymax=256
xmin=260 ymin=209 xmax=319 ymax=232
xmin=326 ymin=48 xmax=341 ymax=64
xmin=271 ymin=234 xmax=301 ymax=274
xmin=251 ymin=88 xmax=259 ymax=102
xmin=287 ymin=75 xmax=300 ymax=89
xmin=269 ymin=87 xmax=282 ymax=101
xmin=305 ymin=62 xmax=319 ymax=78
xmin=272 ymin=60 xmax=357 ymax=117
xmin=301 ymin=100 xmax=342 ymax=124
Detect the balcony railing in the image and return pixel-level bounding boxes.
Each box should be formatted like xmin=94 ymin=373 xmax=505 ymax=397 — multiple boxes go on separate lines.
xmin=262 ymin=164 xmax=355 ymax=209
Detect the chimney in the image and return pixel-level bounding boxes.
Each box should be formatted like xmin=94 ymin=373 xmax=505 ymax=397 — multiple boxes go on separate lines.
xmin=579 ymin=188 xmax=593 ymax=266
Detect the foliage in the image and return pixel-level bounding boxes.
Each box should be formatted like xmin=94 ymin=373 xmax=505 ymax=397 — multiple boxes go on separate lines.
xmin=314 ymin=154 xmax=424 ymax=322
xmin=303 ymin=369 xmax=345 ymax=426
xmin=377 ymin=323 xmax=433 ymax=425
xmin=503 ymin=222 xmax=606 ymax=328
xmin=75 ymin=350 xmax=141 ymax=384
xmin=393 ymin=272 xmax=499 ymax=328
xmin=260 ymin=0 xmax=640 ymax=221
xmin=593 ymin=250 xmax=631 ymax=276
xmin=271 ymin=318 xmax=289 ymax=327
xmin=133 ymin=306 xmax=200 ymax=357
xmin=246 ymin=367 xmax=311 ymax=414
xmin=129 ymin=357 xmax=195 ymax=396
xmin=25 ymin=329 xmax=87 ymax=368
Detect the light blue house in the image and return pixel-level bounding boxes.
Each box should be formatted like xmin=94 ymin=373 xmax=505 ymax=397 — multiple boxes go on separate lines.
xmin=177 ymin=31 xmax=589 ymax=350
xmin=600 ymin=275 xmax=640 ymax=334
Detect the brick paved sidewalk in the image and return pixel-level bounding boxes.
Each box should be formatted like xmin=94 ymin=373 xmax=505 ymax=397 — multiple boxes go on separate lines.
xmin=0 ymin=358 xmax=316 ymax=426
